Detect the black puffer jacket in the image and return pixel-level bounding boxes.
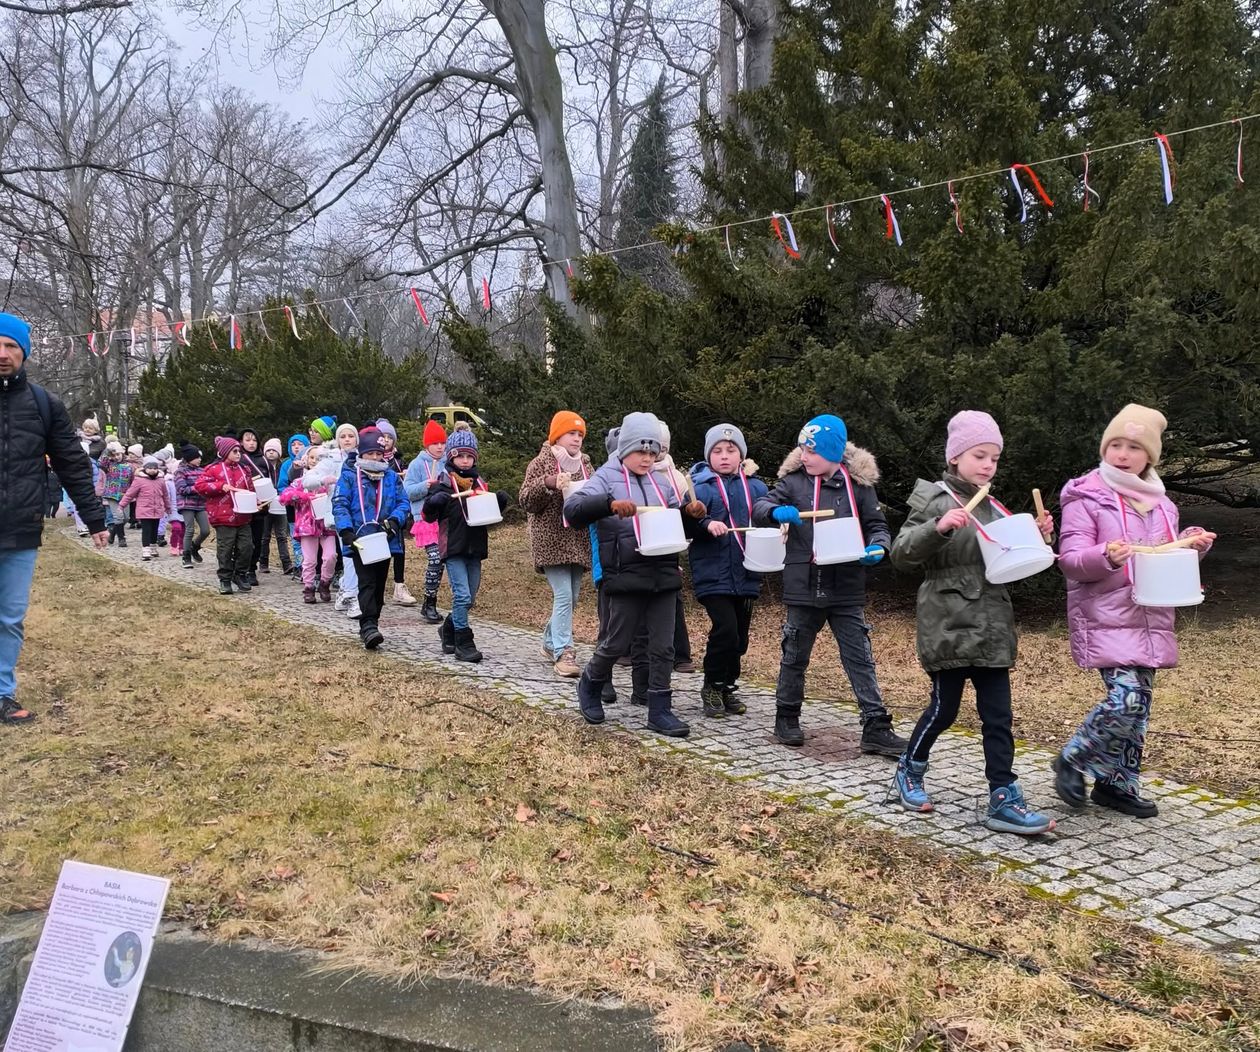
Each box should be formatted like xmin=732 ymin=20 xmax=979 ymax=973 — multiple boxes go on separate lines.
xmin=1 ymin=369 xmax=105 ymax=548
xmin=752 ymin=444 xmax=891 ymax=607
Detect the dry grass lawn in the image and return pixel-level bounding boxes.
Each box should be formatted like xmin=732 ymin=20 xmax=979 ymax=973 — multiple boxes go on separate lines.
xmin=449 ymin=524 xmax=1260 ymax=798
xmin=2 ymin=536 xmax=1259 ymax=1050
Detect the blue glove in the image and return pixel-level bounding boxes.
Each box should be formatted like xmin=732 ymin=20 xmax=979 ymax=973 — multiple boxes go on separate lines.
xmin=859 ymin=544 xmax=885 ymax=566
xmin=771 ymin=506 xmax=802 ymax=526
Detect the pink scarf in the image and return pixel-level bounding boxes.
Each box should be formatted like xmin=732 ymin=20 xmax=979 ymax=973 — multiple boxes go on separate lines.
xmin=1097 ymin=461 xmax=1165 ymax=513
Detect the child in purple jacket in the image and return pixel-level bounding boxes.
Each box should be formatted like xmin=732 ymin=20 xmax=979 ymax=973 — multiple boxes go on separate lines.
xmin=1053 ymin=404 xmax=1214 ymax=819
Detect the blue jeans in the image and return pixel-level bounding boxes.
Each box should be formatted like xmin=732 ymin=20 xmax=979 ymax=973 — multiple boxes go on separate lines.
xmin=445 ymin=556 xmax=483 ymax=629
xmin=542 ymin=565 xmax=583 ymax=655
xmin=0 ymin=548 xmax=39 ymax=699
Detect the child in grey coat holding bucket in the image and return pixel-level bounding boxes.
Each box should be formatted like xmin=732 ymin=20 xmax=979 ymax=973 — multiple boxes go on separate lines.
xmin=752 ymin=414 xmax=903 ymax=755
xmin=889 ymin=410 xmax=1056 ymax=835
xmin=564 ymin=412 xmax=708 ymax=737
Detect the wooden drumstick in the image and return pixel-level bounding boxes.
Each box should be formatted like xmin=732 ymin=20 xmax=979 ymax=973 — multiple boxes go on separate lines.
xmin=962 ymin=484 xmax=990 ymax=515
xmin=1032 ymin=488 xmax=1046 ymax=518
xmin=798 ymin=509 xmax=836 ymax=520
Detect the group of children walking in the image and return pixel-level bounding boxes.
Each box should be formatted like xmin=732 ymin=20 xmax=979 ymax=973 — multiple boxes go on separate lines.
xmin=93 ymin=400 xmax=1213 ymax=837
xmin=517 ymin=402 xmax=1213 ymax=836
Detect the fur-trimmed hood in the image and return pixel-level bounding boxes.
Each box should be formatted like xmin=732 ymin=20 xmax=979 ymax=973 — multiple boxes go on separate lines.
xmin=776 ymin=443 xmax=879 ymax=487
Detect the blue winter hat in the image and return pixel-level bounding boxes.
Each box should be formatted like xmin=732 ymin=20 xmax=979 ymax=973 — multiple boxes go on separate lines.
xmin=0 ymin=313 xmax=32 ymax=360
xmin=286 ymin=433 xmax=309 ymax=456
xmin=444 ymin=422 xmax=479 ymax=461
xmin=798 ymin=414 xmax=848 ymax=464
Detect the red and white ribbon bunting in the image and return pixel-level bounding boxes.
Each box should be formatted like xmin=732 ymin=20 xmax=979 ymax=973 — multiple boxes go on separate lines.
xmin=283 ymin=305 xmax=301 ymax=340
xmin=481 ymin=277 xmax=492 ymax=311
xmin=770 ymin=212 xmax=801 ymax=259
xmin=948 ymin=181 xmax=963 ymax=233
xmin=881 ymin=195 xmax=903 ymax=246
xmin=174 ymin=320 xmax=189 ymax=346
xmin=1154 ymin=133 xmax=1176 ymax=205
xmin=725 ymin=224 xmax=740 ymax=269
xmin=229 ymin=315 xmax=242 ymax=351
xmin=1082 ymin=150 xmax=1101 ymax=211
xmin=1009 ymin=164 xmax=1054 ymax=223
xmin=1233 ymin=119 xmax=1245 ymax=185
xmin=257 ymin=311 xmax=272 ymax=341
xmin=825 ymin=204 xmax=841 ymax=250
xmin=409 ymin=288 xmax=429 ymax=327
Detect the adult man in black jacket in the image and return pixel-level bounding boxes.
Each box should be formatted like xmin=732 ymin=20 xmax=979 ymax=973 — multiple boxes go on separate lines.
xmin=0 ymin=312 xmax=107 ymax=724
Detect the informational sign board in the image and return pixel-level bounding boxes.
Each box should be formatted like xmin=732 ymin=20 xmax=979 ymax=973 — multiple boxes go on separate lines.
xmin=4 ymin=861 xmax=169 ymax=1052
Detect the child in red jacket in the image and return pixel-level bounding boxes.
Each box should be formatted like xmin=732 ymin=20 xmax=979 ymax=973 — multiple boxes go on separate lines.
xmin=194 ymin=436 xmax=257 ymax=595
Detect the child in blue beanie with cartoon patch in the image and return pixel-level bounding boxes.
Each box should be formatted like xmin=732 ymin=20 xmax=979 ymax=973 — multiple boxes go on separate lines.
xmin=753 ymin=414 xmax=906 ymax=754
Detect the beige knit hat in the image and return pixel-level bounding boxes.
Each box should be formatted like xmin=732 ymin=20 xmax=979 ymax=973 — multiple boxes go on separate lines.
xmin=1100 ymin=403 xmax=1167 ymax=465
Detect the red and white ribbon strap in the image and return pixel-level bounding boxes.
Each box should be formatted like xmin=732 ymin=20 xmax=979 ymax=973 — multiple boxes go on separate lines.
xmin=621 ymin=464 xmax=669 ymax=548
xmin=257 ymin=311 xmax=272 ymax=341
xmin=1233 ymin=118 xmax=1245 ymax=186
xmin=715 ymin=470 xmax=753 ymax=553
xmin=948 ymin=181 xmax=963 ymax=233
xmin=1082 ymin=150 xmax=1101 ymax=211
xmin=810 ymin=469 xmax=865 ymax=561
xmin=409 ymin=288 xmax=430 ymax=327
xmin=564 ymin=260 xmax=574 ymax=278
xmin=881 ymin=195 xmax=903 ymax=246
xmin=100 ymin=330 xmax=112 ymax=356
xmin=481 ymin=277 xmax=492 ymax=311
xmin=229 ymin=315 xmax=242 ymax=351
xmin=1154 ymin=133 xmax=1176 ymax=204
xmin=342 ymin=298 xmax=363 ymax=332
xmin=825 ymin=204 xmax=841 ymax=250
xmin=355 ymin=466 xmax=385 ymax=529
xmin=283 ymin=305 xmax=301 ymax=340
xmin=725 ymin=225 xmax=740 ymax=269
xmin=1009 ymin=164 xmax=1054 ymax=223
xmin=87 ymin=332 xmax=98 ymax=357
xmin=770 ymin=212 xmax=801 ymax=259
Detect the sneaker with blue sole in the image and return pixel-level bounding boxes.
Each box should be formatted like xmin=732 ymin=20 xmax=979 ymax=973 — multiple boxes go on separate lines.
xmin=985 ymin=783 xmax=1055 ymax=835
xmin=891 ymin=755 xmax=933 ymax=812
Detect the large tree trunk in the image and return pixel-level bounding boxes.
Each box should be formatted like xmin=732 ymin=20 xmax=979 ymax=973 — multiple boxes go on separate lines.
xmin=743 ymin=0 xmax=778 ymax=92
xmin=484 ymin=0 xmax=584 ymax=322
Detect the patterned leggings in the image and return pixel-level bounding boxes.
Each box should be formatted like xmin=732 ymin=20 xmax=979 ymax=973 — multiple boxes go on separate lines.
xmin=1063 ymin=666 xmax=1154 ymax=794
xmin=423 ymin=543 xmax=444 ymax=599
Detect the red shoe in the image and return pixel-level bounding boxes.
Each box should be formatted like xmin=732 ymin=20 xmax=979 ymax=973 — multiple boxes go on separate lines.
xmin=0 ymin=697 xmax=36 ymax=724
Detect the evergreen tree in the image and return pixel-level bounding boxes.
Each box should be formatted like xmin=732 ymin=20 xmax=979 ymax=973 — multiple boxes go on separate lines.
xmin=128 ymin=302 xmax=432 ymax=451
xmin=615 ymin=79 xmax=680 ymax=290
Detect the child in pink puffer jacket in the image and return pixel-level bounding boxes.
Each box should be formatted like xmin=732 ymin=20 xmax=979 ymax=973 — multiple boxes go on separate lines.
xmin=1052 ymin=404 xmax=1215 ymax=820
xmin=281 ymin=445 xmax=337 ymax=604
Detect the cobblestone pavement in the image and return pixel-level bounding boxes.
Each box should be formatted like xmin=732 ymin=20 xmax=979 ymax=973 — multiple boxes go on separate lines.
xmin=79 ymin=531 xmax=1260 ymax=958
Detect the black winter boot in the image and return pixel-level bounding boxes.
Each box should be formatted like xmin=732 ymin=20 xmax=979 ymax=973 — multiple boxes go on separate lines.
xmin=577 ymin=670 xmax=607 ymax=724
xmin=646 ymin=690 xmax=689 ymax=738
xmin=361 ymin=621 xmax=385 ymax=650
xmin=218 ymin=580 xmax=233 ymax=595
xmin=859 ymin=714 xmax=907 ymax=758
xmin=601 ymin=679 xmax=618 ymax=705
xmin=108 ymin=525 xmax=117 ymax=545
xmin=722 ymin=683 xmax=746 ymax=715
xmin=420 ymin=595 xmax=442 ymax=624
xmin=1091 ymin=781 xmax=1158 ymax=818
xmin=453 ymin=626 xmax=482 ymax=663
xmin=439 ymin=616 xmax=456 ymax=654
xmin=773 ymin=709 xmax=804 ymax=746
xmin=701 ymin=682 xmax=726 ymax=718
xmin=116 ymin=528 xmax=127 ymax=547
xmin=1052 ymin=752 xmax=1086 ymax=809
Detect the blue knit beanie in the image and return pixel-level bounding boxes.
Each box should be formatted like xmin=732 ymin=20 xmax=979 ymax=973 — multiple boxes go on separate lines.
xmin=798 ymin=414 xmax=848 ymax=464
xmin=445 ymin=422 xmax=479 ymax=461
xmin=0 ymin=313 xmax=32 ymax=360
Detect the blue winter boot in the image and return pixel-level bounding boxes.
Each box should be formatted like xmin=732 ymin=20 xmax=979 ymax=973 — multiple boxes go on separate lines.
xmin=892 ymin=754 xmax=933 ymax=812
xmin=985 ymin=783 xmax=1055 ymax=835
xmin=576 ymin=670 xmax=606 ymax=725
xmin=646 ymin=690 xmax=690 ymax=738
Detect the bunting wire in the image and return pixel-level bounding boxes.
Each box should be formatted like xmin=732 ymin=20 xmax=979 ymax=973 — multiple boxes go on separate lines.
xmin=36 ymin=112 xmax=1260 ymax=346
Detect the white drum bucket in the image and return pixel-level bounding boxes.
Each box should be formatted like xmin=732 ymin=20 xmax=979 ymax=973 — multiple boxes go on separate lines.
xmin=1132 ymin=549 xmax=1203 ymax=607
xmin=353 ymin=530 xmax=392 ymax=565
xmin=977 ymin=513 xmax=1056 ymax=584
xmin=743 ymin=527 xmax=786 ymax=572
xmin=562 ymin=478 xmax=587 ymax=501
xmin=813 ymin=517 xmax=865 ymax=565
xmin=465 ymin=491 xmax=503 ymax=527
xmin=231 ymin=489 xmax=259 ymax=514
xmin=268 ymin=498 xmax=287 ymax=515
xmin=636 ymin=507 xmax=688 ymax=556
xmin=310 ymin=492 xmax=333 ymax=525
xmin=253 ymin=478 xmax=277 ymax=504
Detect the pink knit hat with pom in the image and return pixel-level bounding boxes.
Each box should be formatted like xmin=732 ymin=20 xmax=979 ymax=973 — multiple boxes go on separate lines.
xmin=214 ymin=435 xmax=241 ymax=460
xmin=945 ymin=411 xmax=1003 ymax=463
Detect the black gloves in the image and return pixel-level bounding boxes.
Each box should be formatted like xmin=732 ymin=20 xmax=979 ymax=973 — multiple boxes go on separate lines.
xmin=339 ymin=529 xmax=355 ymax=547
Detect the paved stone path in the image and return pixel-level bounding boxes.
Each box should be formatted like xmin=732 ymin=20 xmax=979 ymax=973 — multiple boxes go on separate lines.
xmin=78 ymin=531 xmax=1260 ymax=959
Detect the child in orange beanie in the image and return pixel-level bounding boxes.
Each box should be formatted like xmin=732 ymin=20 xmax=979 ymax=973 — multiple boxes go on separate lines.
xmin=404 ymin=419 xmax=450 ymax=624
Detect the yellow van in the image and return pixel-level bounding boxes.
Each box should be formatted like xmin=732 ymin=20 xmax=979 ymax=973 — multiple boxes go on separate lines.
xmin=425 ymin=405 xmax=489 ymax=431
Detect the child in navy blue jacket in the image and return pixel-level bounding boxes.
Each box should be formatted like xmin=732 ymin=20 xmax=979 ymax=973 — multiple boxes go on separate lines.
xmin=689 ymin=424 xmax=769 ymax=718
xmin=333 ymin=432 xmax=410 ymax=651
